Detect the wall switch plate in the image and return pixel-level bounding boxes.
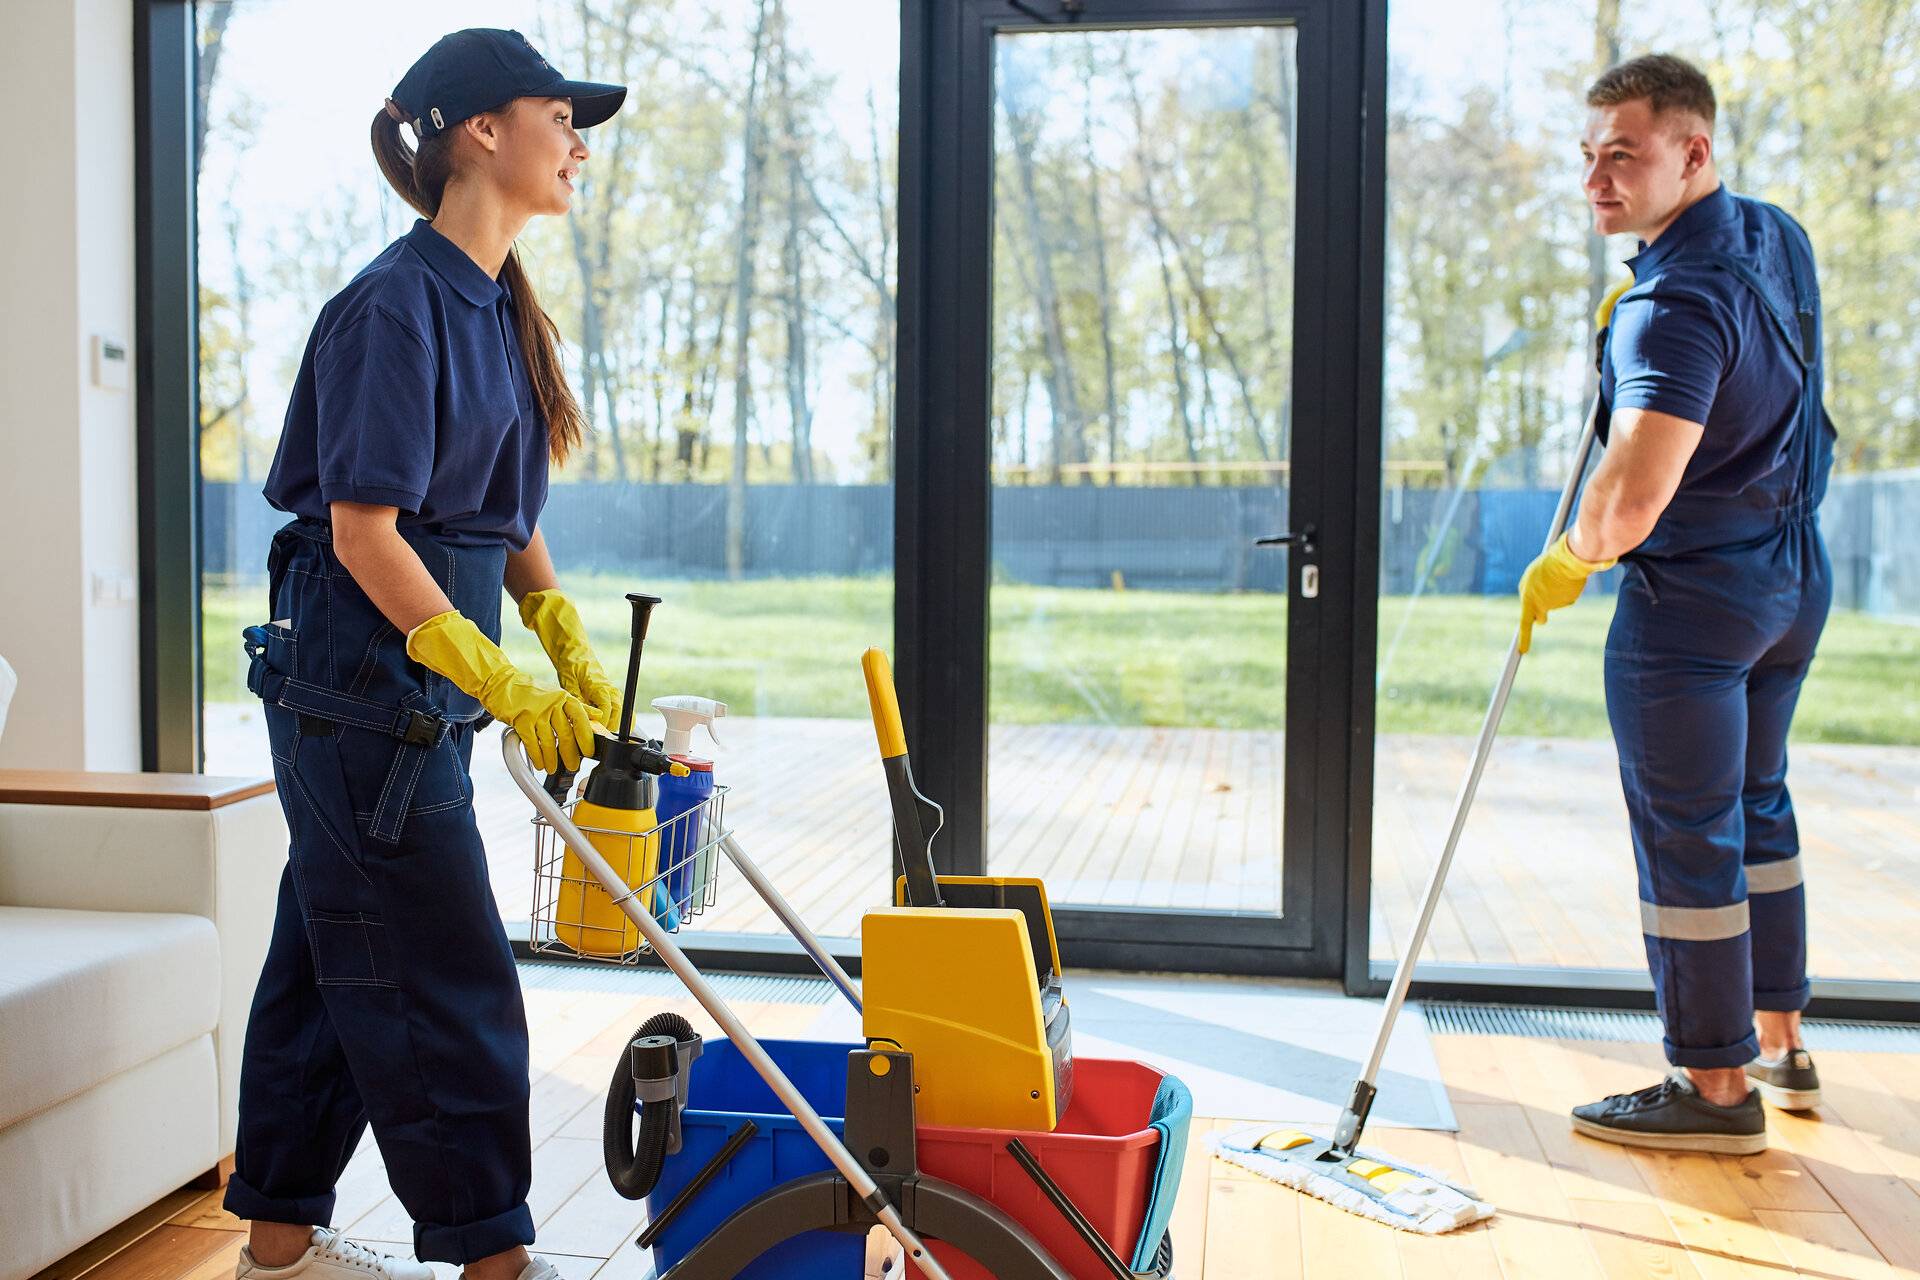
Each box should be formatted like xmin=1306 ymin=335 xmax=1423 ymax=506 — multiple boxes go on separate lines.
xmin=91 ymin=335 xmax=129 ymax=391
xmin=91 ymin=572 xmax=137 ymax=606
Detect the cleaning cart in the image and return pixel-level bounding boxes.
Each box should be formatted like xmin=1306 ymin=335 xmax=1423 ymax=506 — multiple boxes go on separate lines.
xmin=506 ymin=596 xmax=1186 ymax=1279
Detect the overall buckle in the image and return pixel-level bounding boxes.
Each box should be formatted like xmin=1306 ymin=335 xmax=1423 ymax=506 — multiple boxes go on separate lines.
xmin=399 ymin=709 xmax=445 ymax=746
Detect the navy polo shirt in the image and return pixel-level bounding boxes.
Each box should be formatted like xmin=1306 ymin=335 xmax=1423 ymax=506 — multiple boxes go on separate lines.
xmin=1601 ymin=185 xmax=1807 ymax=502
xmin=263 ymin=218 xmax=549 ymax=551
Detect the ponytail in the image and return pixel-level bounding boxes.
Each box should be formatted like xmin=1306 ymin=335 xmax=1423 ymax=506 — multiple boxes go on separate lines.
xmin=370 ymin=103 xmax=587 ymax=467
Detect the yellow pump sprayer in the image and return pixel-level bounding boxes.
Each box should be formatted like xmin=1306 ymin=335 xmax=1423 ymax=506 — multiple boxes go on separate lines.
xmin=553 ymin=593 xmax=688 ymax=956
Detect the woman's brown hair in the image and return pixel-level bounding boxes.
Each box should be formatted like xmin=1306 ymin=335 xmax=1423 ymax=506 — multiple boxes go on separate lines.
xmin=371 ymin=99 xmax=585 ymax=466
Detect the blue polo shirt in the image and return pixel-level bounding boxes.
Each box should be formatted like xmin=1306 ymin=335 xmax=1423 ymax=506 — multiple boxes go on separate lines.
xmin=263 ymin=218 xmax=549 ymax=551
xmin=1600 ymin=185 xmax=1808 ymax=503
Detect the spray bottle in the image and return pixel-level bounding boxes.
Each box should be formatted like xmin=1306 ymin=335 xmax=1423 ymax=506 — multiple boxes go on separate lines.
xmin=651 ymin=695 xmax=726 ymax=926
xmin=555 ymin=594 xmax=688 ymax=956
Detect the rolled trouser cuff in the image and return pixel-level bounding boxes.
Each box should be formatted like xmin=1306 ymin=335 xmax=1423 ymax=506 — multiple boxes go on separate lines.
xmin=1754 ymin=980 xmax=1812 ymax=1012
xmin=223 ymin=1171 xmax=337 ymax=1228
xmin=415 ymin=1202 xmax=536 ymax=1265
xmin=1665 ymin=1030 xmax=1762 ymax=1069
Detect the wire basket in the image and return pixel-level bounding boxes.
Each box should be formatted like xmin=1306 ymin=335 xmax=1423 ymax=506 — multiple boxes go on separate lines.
xmin=528 ymin=784 xmax=728 ymax=964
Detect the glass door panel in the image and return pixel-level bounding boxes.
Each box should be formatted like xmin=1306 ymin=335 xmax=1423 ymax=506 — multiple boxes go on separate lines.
xmin=986 ymin=24 xmax=1297 ymax=919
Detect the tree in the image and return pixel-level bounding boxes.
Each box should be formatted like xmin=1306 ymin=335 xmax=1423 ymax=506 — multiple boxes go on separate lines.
xmin=999 ymin=39 xmax=1088 ymax=484
xmin=194 ymin=2 xmax=233 ymax=178
xmin=726 ymin=0 xmax=772 ymax=575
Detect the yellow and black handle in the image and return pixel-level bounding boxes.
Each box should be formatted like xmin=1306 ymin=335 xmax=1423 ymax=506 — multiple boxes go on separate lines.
xmin=861 ymin=648 xmax=945 ymax=908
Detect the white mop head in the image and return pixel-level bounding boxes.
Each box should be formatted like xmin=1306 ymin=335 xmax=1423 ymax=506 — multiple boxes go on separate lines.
xmin=1212 ymin=1125 xmax=1494 ymax=1235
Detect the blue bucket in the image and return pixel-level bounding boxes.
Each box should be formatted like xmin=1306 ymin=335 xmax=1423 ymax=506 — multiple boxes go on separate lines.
xmin=644 ymin=1039 xmax=865 ymax=1278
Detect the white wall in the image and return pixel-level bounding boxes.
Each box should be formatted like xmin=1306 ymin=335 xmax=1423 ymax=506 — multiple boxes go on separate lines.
xmin=0 ymin=0 xmax=142 ymax=771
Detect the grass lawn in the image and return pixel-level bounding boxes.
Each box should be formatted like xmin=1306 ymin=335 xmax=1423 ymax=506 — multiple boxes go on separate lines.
xmin=202 ymin=575 xmax=1920 ymax=744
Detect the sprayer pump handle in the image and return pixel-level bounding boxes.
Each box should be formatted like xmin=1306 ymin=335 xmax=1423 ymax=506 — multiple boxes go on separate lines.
xmin=617 ymin=595 xmax=663 ymax=744
xmin=625 ymin=594 xmax=662 ymax=640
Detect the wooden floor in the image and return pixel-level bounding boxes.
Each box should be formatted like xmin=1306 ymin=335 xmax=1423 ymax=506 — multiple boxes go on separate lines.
xmin=45 ymin=975 xmax=1920 ymax=1280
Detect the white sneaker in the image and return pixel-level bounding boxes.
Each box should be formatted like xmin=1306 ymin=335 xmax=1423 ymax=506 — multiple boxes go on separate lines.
xmin=235 ymin=1228 xmax=435 ymax=1280
xmin=510 ymin=1261 xmax=562 ymax=1280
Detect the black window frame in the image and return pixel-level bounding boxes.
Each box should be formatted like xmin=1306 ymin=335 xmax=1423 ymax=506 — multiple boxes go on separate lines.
xmin=136 ymin=0 xmax=203 ymax=776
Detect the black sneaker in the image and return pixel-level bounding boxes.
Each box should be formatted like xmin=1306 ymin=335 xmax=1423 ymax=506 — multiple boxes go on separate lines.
xmin=1571 ymin=1071 xmax=1767 ymax=1155
xmin=1747 ymin=1048 xmax=1822 ymax=1110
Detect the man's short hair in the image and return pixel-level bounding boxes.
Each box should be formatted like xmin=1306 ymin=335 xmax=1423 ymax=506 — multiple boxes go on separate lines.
xmin=1587 ymin=54 xmax=1717 ymax=132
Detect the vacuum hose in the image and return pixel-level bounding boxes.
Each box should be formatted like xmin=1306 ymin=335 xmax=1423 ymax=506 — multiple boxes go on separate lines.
xmin=604 ymin=1011 xmax=699 ymax=1200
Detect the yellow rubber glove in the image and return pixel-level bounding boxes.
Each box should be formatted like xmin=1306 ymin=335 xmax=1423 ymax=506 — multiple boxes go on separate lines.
xmin=1596 ymin=272 xmax=1635 ymax=329
xmin=1594 ymin=272 xmax=1634 ymax=371
xmin=1517 ymin=533 xmax=1617 ymax=655
xmin=406 ymin=610 xmax=598 ymax=773
xmin=518 ymin=589 xmax=624 ymax=732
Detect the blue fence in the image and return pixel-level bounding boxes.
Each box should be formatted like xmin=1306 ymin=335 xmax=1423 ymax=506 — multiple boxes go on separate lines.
xmin=201 ymin=471 xmax=1917 ymax=617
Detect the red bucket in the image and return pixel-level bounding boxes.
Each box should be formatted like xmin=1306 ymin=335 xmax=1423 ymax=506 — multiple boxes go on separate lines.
xmin=911 ymin=1057 xmax=1168 ymax=1280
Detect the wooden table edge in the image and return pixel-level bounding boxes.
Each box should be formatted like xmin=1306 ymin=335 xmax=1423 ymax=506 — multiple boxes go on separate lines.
xmin=0 ymin=770 xmax=276 ymax=811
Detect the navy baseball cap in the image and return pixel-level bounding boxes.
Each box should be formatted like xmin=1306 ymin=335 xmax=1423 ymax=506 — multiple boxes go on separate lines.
xmin=390 ymin=28 xmax=627 ymax=139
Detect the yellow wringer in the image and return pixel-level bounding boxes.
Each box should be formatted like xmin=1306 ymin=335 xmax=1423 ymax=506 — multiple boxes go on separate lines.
xmin=858 ymin=649 xmax=1074 ymax=1132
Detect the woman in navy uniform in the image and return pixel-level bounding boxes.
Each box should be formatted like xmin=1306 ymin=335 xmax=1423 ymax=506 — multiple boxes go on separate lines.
xmin=1521 ymin=55 xmax=1835 ymax=1154
xmin=225 ymin=30 xmax=629 ymax=1280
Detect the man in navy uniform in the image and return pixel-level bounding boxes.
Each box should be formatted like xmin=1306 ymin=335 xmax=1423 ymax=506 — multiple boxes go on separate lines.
xmin=1519 ymin=53 xmax=1834 ymax=1154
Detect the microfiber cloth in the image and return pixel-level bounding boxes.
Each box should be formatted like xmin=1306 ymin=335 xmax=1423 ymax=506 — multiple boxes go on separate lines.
xmin=1212 ymin=1125 xmax=1493 ymax=1235
xmin=1130 ymin=1074 xmax=1193 ymax=1271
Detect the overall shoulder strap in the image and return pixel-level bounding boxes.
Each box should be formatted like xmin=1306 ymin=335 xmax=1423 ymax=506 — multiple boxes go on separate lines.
xmin=1676 ymin=249 xmax=1810 ymax=370
xmin=1637 ymin=197 xmax=1818 ymax=371
xmin=1757 ymin=200 xmax=1821 ymax=368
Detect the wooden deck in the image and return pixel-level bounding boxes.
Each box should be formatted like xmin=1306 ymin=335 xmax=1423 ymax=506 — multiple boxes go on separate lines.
xmin=46 ymin=979 xmax=1920 ymax=1280
xmin=1369 ymin=734 xmax=1920 ymax=979
xmin=466 ymin=715 xmax=1920 ymax=978
xmin=207 ymin=707 xmax=1920 ymax=976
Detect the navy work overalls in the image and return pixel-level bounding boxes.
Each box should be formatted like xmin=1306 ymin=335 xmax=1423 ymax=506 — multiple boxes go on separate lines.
xmin=1600 ymin=197 xmax=1837 ymax=1069
xmin=223 ymin=517 xmax=534 ymax=1261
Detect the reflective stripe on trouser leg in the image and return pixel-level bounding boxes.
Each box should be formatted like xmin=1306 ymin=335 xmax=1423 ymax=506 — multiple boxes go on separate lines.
xmin=1745 ymin=855 xmax=1803 ymax=894
xmin=1640 ymin=899 xmax=1750 ymax=942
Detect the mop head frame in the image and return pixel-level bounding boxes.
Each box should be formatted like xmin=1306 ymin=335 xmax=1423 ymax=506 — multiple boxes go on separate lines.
xmin=1212 ymin=1125 xmax=1494 ymax=1235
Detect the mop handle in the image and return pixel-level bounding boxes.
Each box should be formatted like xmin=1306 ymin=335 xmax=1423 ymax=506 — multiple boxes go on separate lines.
xmin=719 ymin=832 xmax=864 ymax=1014
xmin=504 ymin=734 xmax=951 ymax=1280
xmin=1340 ymin=396 xmax=1602 ymax=1150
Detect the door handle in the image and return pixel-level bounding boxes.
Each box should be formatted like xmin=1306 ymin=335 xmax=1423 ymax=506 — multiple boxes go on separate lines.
xmin=1254 ymin=524 xmax=1316 ymax=554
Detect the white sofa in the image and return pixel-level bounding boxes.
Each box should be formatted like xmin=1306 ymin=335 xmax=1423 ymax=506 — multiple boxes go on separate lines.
xmin=0 ymin=728 xmax=284 ymax=1279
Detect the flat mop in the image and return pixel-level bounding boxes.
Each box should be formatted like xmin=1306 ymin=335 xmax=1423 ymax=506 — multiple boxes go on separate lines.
xmin=1217 ymin=387 xmax=1607 ymax=1234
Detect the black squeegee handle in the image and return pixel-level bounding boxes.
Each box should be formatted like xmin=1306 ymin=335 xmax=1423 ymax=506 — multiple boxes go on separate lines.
xmin=1007 ymin=1139 xmax=1135 ymax=1280
xmin=862 ymin=648 xmax=945 ymax=908
xmin=633 ymin=1120 xmax=759 ymax=1251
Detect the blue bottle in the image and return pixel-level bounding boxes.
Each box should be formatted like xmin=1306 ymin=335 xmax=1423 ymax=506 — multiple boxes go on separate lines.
xmin=649 ymin=696 xmax=725 ymax=927
xmin=655 ymin=758 xmax=714 ymax=923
